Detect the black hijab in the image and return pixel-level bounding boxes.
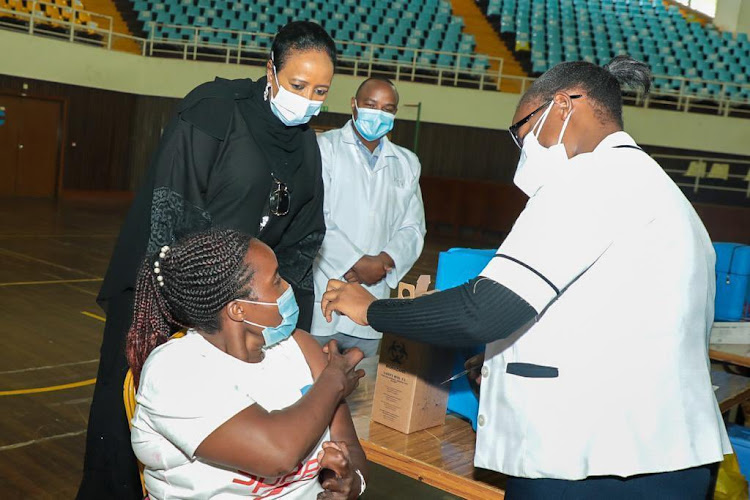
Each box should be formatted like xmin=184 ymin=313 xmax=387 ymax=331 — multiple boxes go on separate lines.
xmin=240 ymin=76 xmax=307 ymax=182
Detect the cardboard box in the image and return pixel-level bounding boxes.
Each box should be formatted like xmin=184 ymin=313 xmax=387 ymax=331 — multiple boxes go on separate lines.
xmin=371 ymin=276 xmax=454 ymax=434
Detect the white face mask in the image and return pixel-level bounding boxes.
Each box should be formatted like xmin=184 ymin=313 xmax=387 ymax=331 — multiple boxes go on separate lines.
xmin=268 ymin=63 xmax=323 ymax=127
xmin=513 ymin=102 xmax=575 ymax=197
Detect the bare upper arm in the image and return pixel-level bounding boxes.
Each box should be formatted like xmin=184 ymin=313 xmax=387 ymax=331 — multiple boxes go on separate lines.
xmin=293 ymin=329 xmax=327 ymax=379
xmin=194 ymin=332 xmax=329 ymax=477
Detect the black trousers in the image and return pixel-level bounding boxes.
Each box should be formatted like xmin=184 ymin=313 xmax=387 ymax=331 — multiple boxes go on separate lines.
xmin=505 ymin=463 xmax=716 ymax=500
xmin=77 ymin=290 xmax=142 ymax=500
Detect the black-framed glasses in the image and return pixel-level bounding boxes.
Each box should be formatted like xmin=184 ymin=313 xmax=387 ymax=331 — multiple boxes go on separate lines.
xmin=269 ymin=178 xmax=290 ymax=216
xmin=508 ymin=94 xmax=583 ymax=149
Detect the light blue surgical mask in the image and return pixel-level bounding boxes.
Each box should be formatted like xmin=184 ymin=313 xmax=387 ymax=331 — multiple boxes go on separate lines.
xmin=269 ymin=63 xmax=323 ymax=127
xmin=353 ymin=102 xmax=395 ymax=141
xmin=238 ymin=286 xmax=299 ymax=348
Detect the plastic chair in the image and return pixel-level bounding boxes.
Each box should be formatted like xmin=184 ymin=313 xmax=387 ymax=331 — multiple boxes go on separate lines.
xmin=708 ymin=163 xmax=730 ymax=181
xmin=685 ymin=160 xmax=707 ymax=178
xmin=124 ymin=331 xmax=186 ymax=499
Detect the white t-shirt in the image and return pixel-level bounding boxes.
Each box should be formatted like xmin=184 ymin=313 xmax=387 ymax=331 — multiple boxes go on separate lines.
xmin=131 ymin=331 xmax=328 ymax=499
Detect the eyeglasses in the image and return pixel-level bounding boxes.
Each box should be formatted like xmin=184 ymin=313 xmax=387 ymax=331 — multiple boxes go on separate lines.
xmin=269 ymin=178 xmax=290 ymax=216
xmin=508 ymin=94 xmax=583 ymax=149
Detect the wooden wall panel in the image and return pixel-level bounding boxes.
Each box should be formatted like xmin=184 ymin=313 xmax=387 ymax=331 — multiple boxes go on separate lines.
xmin=311 ymin=112 xmax=520 ymax=183
xmin=0 ymin=75 xmax=135 ymax=191
xmin=0 ymin=73 xmax=747 ymax=220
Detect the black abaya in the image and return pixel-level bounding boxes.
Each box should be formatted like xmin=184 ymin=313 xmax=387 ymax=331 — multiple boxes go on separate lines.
xmin=77 ymin=77 xmax=325 ymax=499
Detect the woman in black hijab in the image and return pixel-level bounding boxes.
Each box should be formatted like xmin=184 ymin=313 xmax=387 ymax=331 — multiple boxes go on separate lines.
xmin=77 ymin=21 xmax=336 ymax=499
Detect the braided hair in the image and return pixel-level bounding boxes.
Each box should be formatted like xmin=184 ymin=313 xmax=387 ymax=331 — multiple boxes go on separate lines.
xmin=520 ymin=55 xmax=652 ymax=128
xmin=126 ymin=229 xmax=255 ymax=385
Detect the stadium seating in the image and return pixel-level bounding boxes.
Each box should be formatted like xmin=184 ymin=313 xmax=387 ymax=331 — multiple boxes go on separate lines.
xmin=130 ymin=0 xmax=490 ymax=71
xmin=482 ymin=0 xmax=750 ymax=101
xmin=0 ymin=0 xmax=96 ymax=30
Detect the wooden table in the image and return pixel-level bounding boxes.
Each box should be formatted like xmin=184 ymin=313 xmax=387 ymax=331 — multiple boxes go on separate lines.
xmin=713 ymin=369 xmax=750 ymax=413
xmin=348 ymin=357 xmax=506 ymax=499
xmin=710 ymin=344 xmax=750 ymax=369
xmin=348 ymin=359 xmax=750 ymax=499
xmin=709 ymin=322 xmax=750 ymax=368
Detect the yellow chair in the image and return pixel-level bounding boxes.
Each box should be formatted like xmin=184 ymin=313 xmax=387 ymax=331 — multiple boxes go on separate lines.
xmin=685 ymin=159 xmax=708 ymax=178
xmin=124 ymin=330 xmax=186 ymax=499
xmin=707 ymin=163 xmax=731 ymax=181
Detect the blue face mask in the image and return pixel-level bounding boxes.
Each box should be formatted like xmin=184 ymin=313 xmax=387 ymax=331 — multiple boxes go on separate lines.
xmin=238 ymin=286 xmax=299 ymax=348
xmin=353 ymin=102 xmax=395 ymax=141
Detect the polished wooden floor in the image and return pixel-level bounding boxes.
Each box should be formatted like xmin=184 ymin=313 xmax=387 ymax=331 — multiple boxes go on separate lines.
xmin=0 ymin=198 xmax=468 ymax=499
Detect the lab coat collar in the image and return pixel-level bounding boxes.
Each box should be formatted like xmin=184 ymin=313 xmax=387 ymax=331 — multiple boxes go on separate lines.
xmin=534 ymin=131 xmax=639 ymax=195
xmin=593 ymin=131 xmax=638 ymax=152
xmin=342 ymin=119 xmax=398 ymax=171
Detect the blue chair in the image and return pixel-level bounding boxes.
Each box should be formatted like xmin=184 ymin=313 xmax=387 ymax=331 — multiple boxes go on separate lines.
xmin=437 ymin=53 xmax=455 ymax=68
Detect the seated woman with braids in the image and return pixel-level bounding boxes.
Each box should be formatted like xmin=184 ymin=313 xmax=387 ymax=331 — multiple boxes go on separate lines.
xmin=127 ymin=229 xmax=368 ymax=500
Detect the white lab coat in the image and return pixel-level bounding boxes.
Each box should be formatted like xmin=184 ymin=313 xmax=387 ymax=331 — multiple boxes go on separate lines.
xmin=474 ymin=132 xmax=731 ymax=479
xmin=311 ymin=121 xmax=426 ymax=339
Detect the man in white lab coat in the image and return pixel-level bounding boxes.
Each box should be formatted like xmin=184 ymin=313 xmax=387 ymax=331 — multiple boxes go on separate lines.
xmin=311 ymin=77 xmax=426 ymax=356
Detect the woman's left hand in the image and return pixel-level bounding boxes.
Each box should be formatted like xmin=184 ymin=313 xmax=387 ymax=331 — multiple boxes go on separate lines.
xmin=317 ymin=441 xmax=361 ymax=499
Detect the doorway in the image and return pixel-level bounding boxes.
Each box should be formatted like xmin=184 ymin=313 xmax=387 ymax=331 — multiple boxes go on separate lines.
xmin=0 ymin=95 xmax=64 ymax=198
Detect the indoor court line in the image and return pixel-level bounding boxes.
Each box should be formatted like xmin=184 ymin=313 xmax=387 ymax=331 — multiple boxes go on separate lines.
xmin=0 ymin=278 xmax=103 ymax=287
xmin=60 ymin=283 xmax=100 ymax=297
xmin=0 ymin=378 xmax=96 ymax=397
xmin=0 ymin=429 xmax=87 ymax=451
xmin=0 ymin=248 xmax=101 ymax=278
xmin=81 ymin=311 xmax=106 ymax=322
xmin=0 ymin=359 xmax=98 ymax=375
xmin=0 ymin=234 xmax=116 ymax=239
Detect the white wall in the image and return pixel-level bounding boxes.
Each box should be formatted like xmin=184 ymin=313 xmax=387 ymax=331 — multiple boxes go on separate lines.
xmin=2 ymin=29 xmax=749 ymax=156
xmin=715 ymin=0 xmax=750 ymax=36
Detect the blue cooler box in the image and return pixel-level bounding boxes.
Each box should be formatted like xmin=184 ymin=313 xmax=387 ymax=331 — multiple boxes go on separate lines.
xmin=728 ymin=424 xmax=750 ymax=481
xmin=435 ymin=248 xmax=496 ymax=431
xmin=713 ymin=243 xmax=750 ymax=321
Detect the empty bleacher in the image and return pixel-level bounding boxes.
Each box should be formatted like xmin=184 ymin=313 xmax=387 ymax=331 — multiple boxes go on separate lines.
xmin=132 ymin=0 xmax=492 ymax=72
xmin=480 ymin=0 xmax=750 ymax=102
xmin=0 ymin=0 xmax=99 ymax=32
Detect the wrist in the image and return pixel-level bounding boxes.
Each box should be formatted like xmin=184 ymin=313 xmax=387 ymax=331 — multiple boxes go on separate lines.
xmin=378 ymin=252 xmax=395 ymax=269
xmin=319 ymin=368 xmax=346 ymax=399
xmin=352 ymin=468 xmax=366 ymax=498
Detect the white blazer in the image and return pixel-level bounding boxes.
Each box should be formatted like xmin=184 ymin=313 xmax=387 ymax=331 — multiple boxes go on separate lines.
xmin=311 ymin=121 xmax=426 ymax=339
xmin=474 ymin=132 xmax=731 ymax=479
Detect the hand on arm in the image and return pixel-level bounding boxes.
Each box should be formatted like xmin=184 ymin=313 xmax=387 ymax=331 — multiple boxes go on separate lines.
xmin=294 ymin=331 xmax=368 ymax=499
xmin=317 ymin=441 xmax=365 ymax=499
xmin=194 ymin=334 xmax=364 ymax=478
xmin=321 ymin=280 xmax=378 ymax=326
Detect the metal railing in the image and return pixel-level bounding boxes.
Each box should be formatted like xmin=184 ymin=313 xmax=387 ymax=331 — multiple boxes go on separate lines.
xmin=145 ymin=23 xmax=520 ymax=91
xmin=654 ymin=153 xmax=750 ymax=198
xmin=1 ymin=1 xmax=113 ymax=48
xmin=2 ymin=11 xmax=750 ymax=117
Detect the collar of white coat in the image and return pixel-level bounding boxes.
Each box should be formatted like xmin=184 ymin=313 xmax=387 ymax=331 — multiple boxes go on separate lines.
xmin=561 ymin=130 xmax=640 ymax=169
xmin=592 ymin=130 xmax=638 ymax=153
xmin=533 ymin=131 xmax=640 ymax=196
xmin=343 ymin=119 xmax=398 ymax=161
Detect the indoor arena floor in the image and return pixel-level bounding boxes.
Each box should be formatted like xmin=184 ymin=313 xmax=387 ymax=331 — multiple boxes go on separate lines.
xmin=0 ymin=198 xmax=460 ymax=499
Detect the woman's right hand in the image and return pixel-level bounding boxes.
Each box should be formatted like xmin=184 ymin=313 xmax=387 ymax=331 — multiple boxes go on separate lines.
xmin=321 ymin=340 xmax=365 ymax=400
xmin=321 ymin=279 xmax=377 ymax=325
xmin=465 ymin=353 xmax=485 ymax=386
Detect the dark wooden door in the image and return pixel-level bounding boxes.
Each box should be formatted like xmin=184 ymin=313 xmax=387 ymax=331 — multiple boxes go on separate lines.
xmin=0 ymin=96 xmax=22 ymax=196
xmin=0 ymin=95 xmax=62 ymax=198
